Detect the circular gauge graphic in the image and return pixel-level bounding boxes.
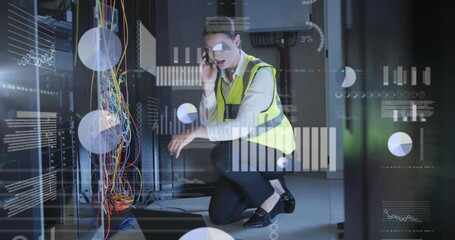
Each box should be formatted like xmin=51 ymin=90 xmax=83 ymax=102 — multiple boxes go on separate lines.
xmin=335 ymin=91 xmax=343 ymax=98
xmin=372 ymin=91 xmax=379 ymax=98
xmin=180 ymin=227 xmax=234 ymax=240
xmin=336 ymin=66 xmax=357 ymax=88
xmin=277 ymin=157 xmax=290 ymax=169
xmin=78 ymin=27 xmax=122 ymax=71
xmin=177 ymin=103 xmax=198 ymax=124
xmin=388 ymin=132 xmax=413 ymax=157
xmin=418 ymin=91 xmax=425 ymax=99
xmin=305 ymin=21 xmax=325 ymax=52
xmin=77 ymin=110 xmax=122 ymax=154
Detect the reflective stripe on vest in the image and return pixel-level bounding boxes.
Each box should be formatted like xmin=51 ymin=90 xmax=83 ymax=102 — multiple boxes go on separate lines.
xmin=215 ymin=54 xmax=295 ymax=154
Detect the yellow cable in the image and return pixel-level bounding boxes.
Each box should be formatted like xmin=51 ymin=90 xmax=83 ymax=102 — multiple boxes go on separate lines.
xmin=115 ymin=0 xmax=128 ymax=73
xmin=98 ymin=0 xmax=143 ymax=208
xmin=89 ymin=70 xmax=95 ymax=111
xmin=133 ymin=164 xmax=143 ymax=200
xmin=97 ymin=0 xmax=104 ymax=28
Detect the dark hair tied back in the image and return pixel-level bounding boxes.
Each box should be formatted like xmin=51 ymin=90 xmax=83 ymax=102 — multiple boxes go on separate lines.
xmin=203 ymin=16 xmax=236 ymax=40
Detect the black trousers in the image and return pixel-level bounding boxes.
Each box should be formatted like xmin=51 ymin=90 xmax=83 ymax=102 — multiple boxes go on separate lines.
xmin=208 ymin=141 xmax=286 ymax=225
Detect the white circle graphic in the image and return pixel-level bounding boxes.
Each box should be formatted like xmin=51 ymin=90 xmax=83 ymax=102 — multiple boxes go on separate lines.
xmin=12 ymin=236 xmax=28 ymax=240
xmin=388 ymin=132 xmax=413 ymax=157
xmin=277 ymin=157 xmax=289 ymax=169
xmin=177 ymin=103 xmax=198 ymax=124
xmin=78 ymin=27 xmax=122 ymax=71
xmin=180 ymin=227 xmax=234 ymax=240
xmin=77 ymin=110 xmax=122 ymax=154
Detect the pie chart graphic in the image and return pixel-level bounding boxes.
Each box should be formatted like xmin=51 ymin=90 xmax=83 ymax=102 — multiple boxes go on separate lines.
xmin=387 ymin=132 xmax=413 ymax=157
xmin=180 ymin=227 xmax=234 ymax=240
xmin=78 ymin=27 xmax=122 ymax=71
xmin=77 ymin=110 xmax=122 ymax=154
xmin=177 ymin=103 xmax=198 ymax=124
xmin=336 ymin=66 xmax=357 ymax=88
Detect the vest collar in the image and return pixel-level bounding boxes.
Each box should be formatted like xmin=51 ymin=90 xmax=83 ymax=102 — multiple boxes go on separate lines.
xmin=220 ymin=50 xmax=248 ymax=85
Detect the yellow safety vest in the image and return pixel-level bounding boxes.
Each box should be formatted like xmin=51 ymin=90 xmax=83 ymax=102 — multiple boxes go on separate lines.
xmin=215 ymin=54 xmax=295 ymax=154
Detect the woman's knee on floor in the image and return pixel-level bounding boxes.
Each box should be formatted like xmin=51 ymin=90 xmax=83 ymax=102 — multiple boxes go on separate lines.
xmin=208 ymin=204 xmax=233 ymax=225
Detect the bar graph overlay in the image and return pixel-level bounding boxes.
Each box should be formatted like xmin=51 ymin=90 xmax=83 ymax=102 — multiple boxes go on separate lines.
xmin=382 ymin=201 xmax=430 ymax=223
xmin=158 ymin=105 xmax=200 ymax=135
xmin=146 ymin=97 xmax=159 ymax=130
xmin=137 ymin=20 xmax=156 ymax=76
xmin=231 ymin=127 xmax=337 ymax=172
xmin=420 ymin=128 xmax=424 ymax=161
xmin=171 ymin=47 xmax=205 ymax=65
xmin=383 ymin=66 xmax=431 ymax=86
xmin=156 ymin=66 xmax=202 ymax=87
xmin=381 ymin=100 xmax=434 ymax=122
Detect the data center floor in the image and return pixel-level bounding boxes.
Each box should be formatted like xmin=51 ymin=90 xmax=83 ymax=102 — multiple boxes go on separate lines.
xmin=110 ymin=173 xmax=344 ymax=240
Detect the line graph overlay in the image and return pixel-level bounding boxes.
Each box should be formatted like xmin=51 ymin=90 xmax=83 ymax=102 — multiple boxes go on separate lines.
xmin=6 ymin=2 xmax=56 ymax=71
xmin=382 ymin=201 xmax=430 ymax=223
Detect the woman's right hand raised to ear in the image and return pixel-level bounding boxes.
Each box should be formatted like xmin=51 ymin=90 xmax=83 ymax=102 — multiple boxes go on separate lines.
xmin=200 ymin=52 xmax=218 ymax=97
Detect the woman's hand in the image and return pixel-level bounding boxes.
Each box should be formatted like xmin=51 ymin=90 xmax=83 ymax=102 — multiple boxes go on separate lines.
xmin=168 ymin=131 xmax=195 ymax=159
xmin=167 ymin=127 xmax=208 ymax=159
xmin=200 ymin=53 xmax=218 ymax=97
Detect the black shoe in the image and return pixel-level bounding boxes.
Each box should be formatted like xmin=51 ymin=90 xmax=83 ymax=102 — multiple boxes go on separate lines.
xmin=281 ymin=189 xmax=295 ymax=213
xmin=243 ymin=207 xmax=271 ymax=228
xmin=243 ymin=198 xmax=284 ymax=228
xmin=269 ymin=197 xmax=284 ymax=219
